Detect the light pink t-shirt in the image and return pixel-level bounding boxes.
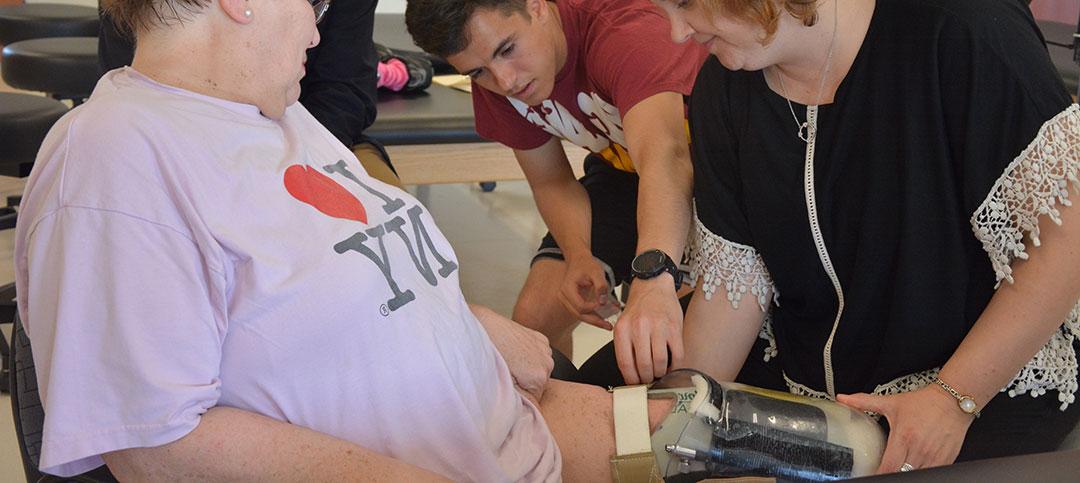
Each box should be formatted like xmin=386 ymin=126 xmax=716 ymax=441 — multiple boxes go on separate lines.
xmin=14 ymin=68 xmax=561 ymax=481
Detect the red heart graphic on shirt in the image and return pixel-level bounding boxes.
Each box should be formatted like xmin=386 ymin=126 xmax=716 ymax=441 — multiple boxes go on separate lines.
xmin=284 ymin=165 xmax=367 ymax=224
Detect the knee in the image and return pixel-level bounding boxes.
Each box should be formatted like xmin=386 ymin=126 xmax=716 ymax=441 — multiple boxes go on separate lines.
xmin=513 ymin=287 xmax=569 ymax=336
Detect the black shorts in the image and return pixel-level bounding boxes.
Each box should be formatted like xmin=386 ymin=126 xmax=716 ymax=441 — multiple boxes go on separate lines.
xmin=533 ymin=154 xmax=640 ymax=284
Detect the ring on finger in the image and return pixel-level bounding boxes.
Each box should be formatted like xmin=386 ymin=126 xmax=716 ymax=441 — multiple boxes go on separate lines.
xmin=899 ymin=463 xmax=915 ymax=472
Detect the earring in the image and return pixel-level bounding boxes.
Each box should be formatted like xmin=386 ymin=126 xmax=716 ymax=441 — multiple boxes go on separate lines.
xmin=243 ymin=8 xmax=252 ymax=17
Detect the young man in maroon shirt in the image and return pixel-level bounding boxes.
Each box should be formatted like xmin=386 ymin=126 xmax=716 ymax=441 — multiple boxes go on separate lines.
xmin=407 ymin=0 xmax=707 ymax=385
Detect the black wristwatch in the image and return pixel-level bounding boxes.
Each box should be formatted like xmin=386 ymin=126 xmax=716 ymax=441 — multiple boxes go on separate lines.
xmin=629 ymin=249 xmax=682 ymax=290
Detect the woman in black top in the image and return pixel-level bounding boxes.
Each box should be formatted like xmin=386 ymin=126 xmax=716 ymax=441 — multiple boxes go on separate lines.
xmin=653 ymin=0 xmax=1080 ymax=473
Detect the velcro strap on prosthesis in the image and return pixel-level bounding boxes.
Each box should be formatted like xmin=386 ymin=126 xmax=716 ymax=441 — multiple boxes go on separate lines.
xmin=610 ymin=385 xmax=661 ymax=483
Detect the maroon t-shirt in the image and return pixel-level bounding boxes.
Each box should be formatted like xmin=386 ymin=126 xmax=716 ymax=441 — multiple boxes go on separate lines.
xmin=472 ymin=0 xmax=707 ymax=172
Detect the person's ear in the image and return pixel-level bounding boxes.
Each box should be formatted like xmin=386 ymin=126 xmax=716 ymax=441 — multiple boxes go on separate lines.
xmin=524 ymin=0 xmax=546 ymax=22
xmin=219 ymin=0 xmax=254 ymax=24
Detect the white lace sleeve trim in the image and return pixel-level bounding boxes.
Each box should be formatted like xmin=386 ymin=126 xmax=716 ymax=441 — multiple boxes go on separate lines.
xmin=870 ymin=321 xmax=1079 ymax=411
xmin=687 ymin=210 xmax=778 ymax=312
xmin=686 ymin=208 xmax=780 ymax=361
xmin=783 ymin=308 xmax=1080 ymax=412
xmin=971 ymin=104 xmax=1080 ymax=287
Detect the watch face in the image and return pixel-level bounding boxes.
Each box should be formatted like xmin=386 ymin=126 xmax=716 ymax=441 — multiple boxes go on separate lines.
xmin=632 ymin=249 xmax=666 ymax=275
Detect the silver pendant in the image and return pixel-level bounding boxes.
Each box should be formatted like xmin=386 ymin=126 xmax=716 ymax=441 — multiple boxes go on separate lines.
xmin=798 ymin=121 xmax=811 ymax=143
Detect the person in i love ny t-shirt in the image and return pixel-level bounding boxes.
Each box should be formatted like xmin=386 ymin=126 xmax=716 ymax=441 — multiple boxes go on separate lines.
xmin=15 ymin=0 xmax=692 ymax=480
xmin=406 ymin=0 xmax=708 ymax=386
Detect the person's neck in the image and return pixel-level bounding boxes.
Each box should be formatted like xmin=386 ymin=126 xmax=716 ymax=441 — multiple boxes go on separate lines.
xmin=132 ymin=28 xmax=254 ymax=108
xmin=767 ymin=0 xmax=875 ymax=105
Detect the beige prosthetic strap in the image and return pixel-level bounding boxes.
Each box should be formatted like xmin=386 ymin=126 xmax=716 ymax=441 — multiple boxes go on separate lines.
xmin=610 ymin=385 xmax=663 ymax=483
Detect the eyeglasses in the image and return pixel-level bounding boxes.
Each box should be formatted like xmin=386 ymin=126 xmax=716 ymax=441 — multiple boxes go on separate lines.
xmin=310 ymin=0 xmax=330 ymax=24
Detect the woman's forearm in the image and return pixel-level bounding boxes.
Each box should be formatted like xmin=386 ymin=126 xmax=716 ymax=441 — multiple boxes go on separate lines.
xmin=680 ymin=285 xmax=769 ymax=382
xmin=103 ymin=406 xmax=451 ymax=482
xmin=940 ymin=202 xmax=1080 ymax=408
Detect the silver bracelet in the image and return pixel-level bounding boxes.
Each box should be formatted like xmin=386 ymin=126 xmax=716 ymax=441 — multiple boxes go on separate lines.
xmin=934 ymin=377 xmax=981 ymax=418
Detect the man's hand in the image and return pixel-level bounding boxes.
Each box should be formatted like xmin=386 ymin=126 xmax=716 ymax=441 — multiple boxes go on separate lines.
xmin=613 ymin=275 xmax=684 ymax=384
xmin=837 ymin=385 xmax=974 ymax=474
xmin=558 ymin=255 xmax=615 ymax=330
xmin=470 ymin=305 xmax=554 ymax=403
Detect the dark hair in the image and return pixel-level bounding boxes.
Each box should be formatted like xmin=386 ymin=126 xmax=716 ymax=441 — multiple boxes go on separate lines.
xmin=405 ymin=0 xmax=528 ymax=58
xmin=101 ymin=0 xmax=211 ymax=35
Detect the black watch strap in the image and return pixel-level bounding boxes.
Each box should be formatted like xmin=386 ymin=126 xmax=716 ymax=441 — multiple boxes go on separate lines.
xmin=630 ymin=249 xmax=682 ymax=291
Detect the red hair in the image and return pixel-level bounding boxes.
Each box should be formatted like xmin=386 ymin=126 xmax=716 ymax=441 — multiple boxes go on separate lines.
xmin=708 ymin=0 xmax=820 ymax=42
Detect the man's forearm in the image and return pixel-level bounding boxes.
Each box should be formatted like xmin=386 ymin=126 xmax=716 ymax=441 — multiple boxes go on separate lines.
xmin=620 ymin=91 xmax=695 ymax=261
xmin=103 ymin=406 xmax=450 ymax=482
xmin=633 ymin=146 xmax=693 ymax=260
xmin=533 ymin=178 xmax=595 ymax=260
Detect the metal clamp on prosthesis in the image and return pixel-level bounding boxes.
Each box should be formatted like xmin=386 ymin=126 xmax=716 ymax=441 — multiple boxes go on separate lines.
xmin=613 ymin=369 xmax=886 ymax=482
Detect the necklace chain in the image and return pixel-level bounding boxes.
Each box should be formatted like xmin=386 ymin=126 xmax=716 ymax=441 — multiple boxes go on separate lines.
xmin=775 ymin=0 xmax=839 ymax=143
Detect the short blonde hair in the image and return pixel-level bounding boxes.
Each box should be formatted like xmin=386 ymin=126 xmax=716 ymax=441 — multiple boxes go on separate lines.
xmin=707 ymin=0 xmax=819 ymax=43
xmin=101 ymin=0 xmax=212 ymax=35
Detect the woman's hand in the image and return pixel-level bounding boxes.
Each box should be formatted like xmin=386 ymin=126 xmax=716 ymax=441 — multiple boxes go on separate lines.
xmin=558 ymin=255 xmax=615 ymax=330
xmin=837 ymin=385 xmax=975 ymax=474
xmin=470 ymin=304 xmax=554 ymax=404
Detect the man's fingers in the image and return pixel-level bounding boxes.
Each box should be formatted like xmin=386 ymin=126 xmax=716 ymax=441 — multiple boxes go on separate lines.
xmin=634 ymin=350 xmax=655 ymax=384
xmin=651 ymin=329 xmax=669 ymax=380
xmin=662 ymin=309 xmax=684 ymax=370
xmin=633 ymin=324 xmax=655 ymax=383
xmin=559 ymin=296 xmax=609 ymax=331
xmin=614 ymin=328 xmax=641 ymax=385
xmin=571 ymin=285 xmax=599 ymax=312
xmin=667 ymin=328 xmax=685 ymax=369
xmin=560 ymin=281 xmax=598 ymax=317
xmin=579 ymin=312 xmax=614 ymax=330
xmin=590 ymin=271 xmax=609 ymax=297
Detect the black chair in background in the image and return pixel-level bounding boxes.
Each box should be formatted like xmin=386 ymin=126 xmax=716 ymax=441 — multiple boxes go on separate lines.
xmin=0 ymin=92 xmax=69 ymax=393
xmin=0 ymin=3 xmax=98 ymax=45
xmin=0 ymin=5 xmax=102 ymax=387
xmin=10 ymin=314 xmax=118 ymax=482
xmin=2 ymin=36 xmax=101 ymax=105
xmin=0 ymin=3 xmax=101 ymax=105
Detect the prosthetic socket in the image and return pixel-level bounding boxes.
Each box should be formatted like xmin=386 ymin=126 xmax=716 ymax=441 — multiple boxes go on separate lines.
xmin=649 ymin=370 xmax=885 ymax=482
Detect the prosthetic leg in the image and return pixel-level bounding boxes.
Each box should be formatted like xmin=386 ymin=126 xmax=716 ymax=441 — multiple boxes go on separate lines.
xmin=611 ymin=370 xmax=885 ymax=482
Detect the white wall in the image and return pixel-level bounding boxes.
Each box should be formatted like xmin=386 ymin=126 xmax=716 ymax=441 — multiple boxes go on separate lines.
xmin=27 ymin=0 xmax=408 ymax=14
